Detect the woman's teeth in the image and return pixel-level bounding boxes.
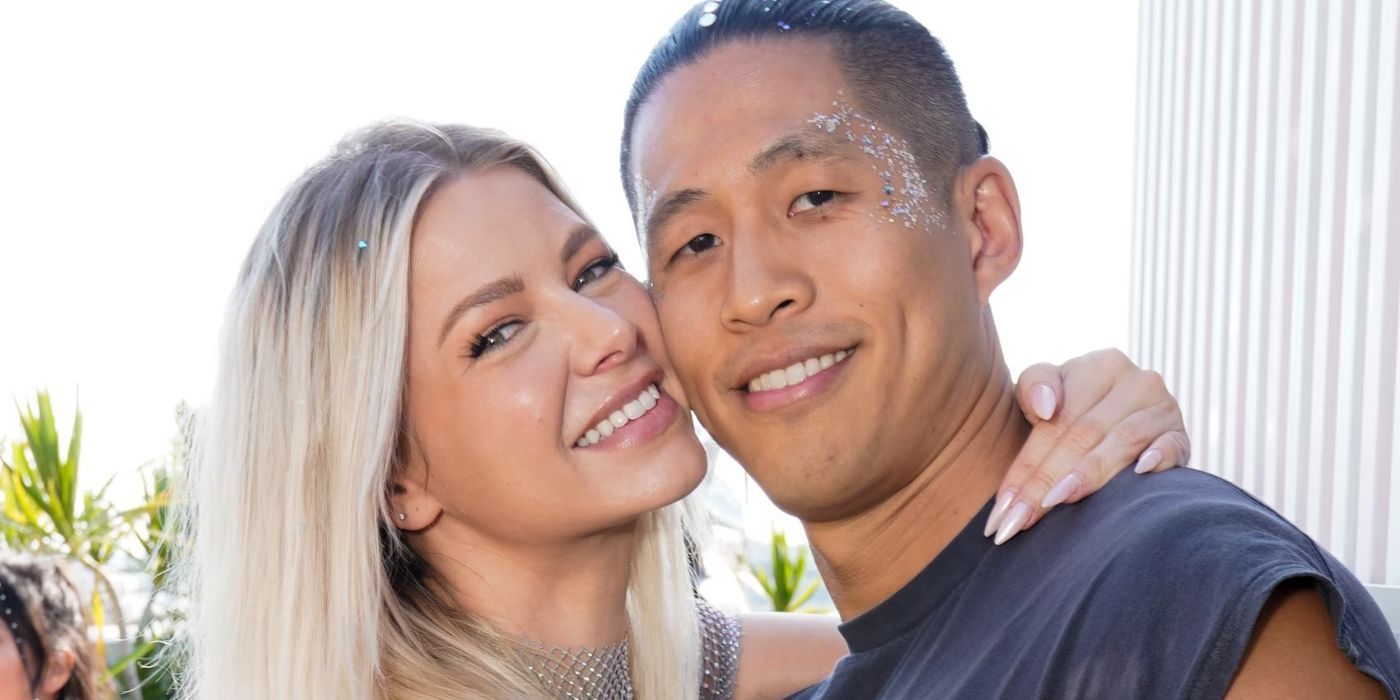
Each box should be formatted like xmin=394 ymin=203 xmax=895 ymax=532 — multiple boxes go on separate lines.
xmin=576 ymin=384 xmax=663 ymax=447
xmin=747 ymin=349 xmax=851 ymax=393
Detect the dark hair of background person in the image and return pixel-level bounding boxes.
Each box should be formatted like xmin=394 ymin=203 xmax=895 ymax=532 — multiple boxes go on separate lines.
xmin=0 ymin=551 xmax=105 ymax=700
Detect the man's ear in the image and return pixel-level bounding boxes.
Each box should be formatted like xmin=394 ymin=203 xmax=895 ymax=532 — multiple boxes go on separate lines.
xmin=389 ymin=441 xmax=444 ymax=532
xmin=39 ymin=648 xmax=75 ymax=695
xmin=954 ymin=156 xmax=1023 ymax=306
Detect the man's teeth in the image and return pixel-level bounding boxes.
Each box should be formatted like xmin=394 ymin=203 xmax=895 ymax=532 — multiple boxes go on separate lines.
xmin=747 ymin=350 xmax=850 ymax=393
xmin=576 ymin=384 xmax=663 ymax=447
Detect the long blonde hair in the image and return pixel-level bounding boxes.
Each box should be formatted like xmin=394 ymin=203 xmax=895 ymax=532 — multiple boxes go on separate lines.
xmin=175 ymin=121 xmax=701 ymax=699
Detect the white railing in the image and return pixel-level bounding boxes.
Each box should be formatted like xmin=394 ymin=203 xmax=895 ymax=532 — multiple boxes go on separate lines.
xmin=1133 ymin=0 xmax=1400 ymax=585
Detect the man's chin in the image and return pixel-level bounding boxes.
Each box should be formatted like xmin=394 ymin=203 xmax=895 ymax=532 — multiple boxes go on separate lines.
xmin=731 ymin=447 xmax=853 ymax=514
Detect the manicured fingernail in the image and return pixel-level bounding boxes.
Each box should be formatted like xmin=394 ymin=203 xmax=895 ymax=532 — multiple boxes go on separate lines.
xmin=984 ymin=490 xmax=1016 ymax=537
xmin=1030 ymin=383 xmax=1056 ymax=421
xmin=1134 ymin=449 xmax=1163 ymax=474
xmin=1041 ymin=473 xmax=1082 ymax=508
xmin=994 ymin=503 xmax=1032 ymax=545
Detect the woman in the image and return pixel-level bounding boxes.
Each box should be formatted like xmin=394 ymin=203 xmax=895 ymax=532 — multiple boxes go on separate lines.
xmin=0 ymin=552 xmax=104 ymax=700
xmin=178 ymin=122 xmax=1187 ymax=699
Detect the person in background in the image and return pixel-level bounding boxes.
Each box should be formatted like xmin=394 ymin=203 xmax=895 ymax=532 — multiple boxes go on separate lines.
xmin=0 ymin=551 xmax=105 ymax=700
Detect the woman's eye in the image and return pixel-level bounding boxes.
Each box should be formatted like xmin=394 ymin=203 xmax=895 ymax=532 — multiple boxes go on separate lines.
xmin=789 ymin=190 xmax=838 ymax=216
xmin=574 ymin=254 xmax=621 ymax=291
xmin=468 ymin=320 xmax=524 ymax=358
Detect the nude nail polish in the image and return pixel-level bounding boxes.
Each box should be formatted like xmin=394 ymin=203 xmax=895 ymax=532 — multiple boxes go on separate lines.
xmin=984 ymin=490 xmax=1016 ymax=537
xmin=1030 ymin=383 xmax=1056 ymax=421
xmin=994 ymin=503 xmax=1032 ymax=545
xmin=1134 ymin=449 xmax=1163 ymax=474
xmin=1041 ymin=473 xmax=1082 ymax=508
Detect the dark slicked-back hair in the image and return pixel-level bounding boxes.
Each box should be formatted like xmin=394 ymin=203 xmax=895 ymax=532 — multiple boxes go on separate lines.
xmin=620 ymin=0 xmax=989 ymax=217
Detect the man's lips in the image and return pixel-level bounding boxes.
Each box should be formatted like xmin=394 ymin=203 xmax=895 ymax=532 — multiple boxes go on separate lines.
xmin=733 ymin=344 xmax=858 ymax=392
xmin=741 ymin=347 xmax=855 ymax=413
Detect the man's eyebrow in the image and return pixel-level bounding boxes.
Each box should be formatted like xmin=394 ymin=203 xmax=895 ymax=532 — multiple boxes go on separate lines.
xmin=748 ymin=132 xmax=852 ymax=174
xmin=437 ymin=274 xmax=526 ymax=348
xmin=560 ymin=223 xmax=602 ymax=265
xmin=643 ymin=188 xmax=709 ymax=256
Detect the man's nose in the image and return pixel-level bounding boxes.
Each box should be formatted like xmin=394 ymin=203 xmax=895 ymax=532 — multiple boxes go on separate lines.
xmin=719 ymin=228 xmax=815 ymax=331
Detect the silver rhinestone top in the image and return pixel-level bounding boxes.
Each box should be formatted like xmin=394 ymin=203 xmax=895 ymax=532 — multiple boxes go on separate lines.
xmin=523 ymin=636 xmax=634 ymax=700
xmin=520 ymin=600 xmax=742 ymax=700
xmin=697 ymin=600 xmax=742 ymax=700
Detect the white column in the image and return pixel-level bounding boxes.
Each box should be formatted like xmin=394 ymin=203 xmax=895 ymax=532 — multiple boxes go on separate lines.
xmin=1134 ymin=0 xmax=1400 ymax=585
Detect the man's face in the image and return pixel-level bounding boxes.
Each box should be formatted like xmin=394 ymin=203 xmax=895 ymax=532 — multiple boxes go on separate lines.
xmin=630 ymin=39 xmax=991 ymax=521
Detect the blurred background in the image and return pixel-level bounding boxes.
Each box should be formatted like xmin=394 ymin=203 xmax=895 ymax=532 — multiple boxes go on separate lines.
xmin=0 ymin=0 xmax=1396 ymax=693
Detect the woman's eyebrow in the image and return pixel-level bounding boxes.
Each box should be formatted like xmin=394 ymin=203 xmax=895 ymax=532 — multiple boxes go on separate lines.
xmin=560 ymin=223 xmax=603 ymax=265
xmin=437 ymin=274 xmax=526 ymax=348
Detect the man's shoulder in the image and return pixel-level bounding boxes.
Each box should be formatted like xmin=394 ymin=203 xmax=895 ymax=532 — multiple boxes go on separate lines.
xmin=1058 ymin=466 xmax=1316 ymax=559
xmin=1029 ymin=467 xmax=1337 ymax=613
xmin=993 ymin=468 xmax=1398 ymax=698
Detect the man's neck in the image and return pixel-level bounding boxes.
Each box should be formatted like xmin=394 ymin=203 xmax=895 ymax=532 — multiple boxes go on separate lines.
xmin=410 ymin=521 xmax=635 ymax=648
xmin=803 ymin=342 xmax=1030 ymax=620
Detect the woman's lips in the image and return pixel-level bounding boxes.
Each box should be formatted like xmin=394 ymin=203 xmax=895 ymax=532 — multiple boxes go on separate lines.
xmin=574 ymin=384 xmax=680 ymax=450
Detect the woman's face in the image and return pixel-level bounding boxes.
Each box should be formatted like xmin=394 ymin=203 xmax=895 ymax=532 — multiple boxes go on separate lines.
xmin=397 ymin=166 xmax=707 ymax=543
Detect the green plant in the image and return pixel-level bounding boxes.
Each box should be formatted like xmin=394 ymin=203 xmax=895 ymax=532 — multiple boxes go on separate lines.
xmin=0 ymin=391 xmax=177 ymax=695
xmin=744 ymin=528 xmax=825 ymax=613
xmin=113 ymin=404 xmax=190 ymax=700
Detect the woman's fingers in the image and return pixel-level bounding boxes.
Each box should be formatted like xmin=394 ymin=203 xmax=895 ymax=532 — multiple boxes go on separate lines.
xmin=989 ymin=359 xmax=1189 ymax=546
xmin=1015 ymin=363 xmax=1064 ymax=422
xmin=1135 ymin=430 xmax=1191 ymax=474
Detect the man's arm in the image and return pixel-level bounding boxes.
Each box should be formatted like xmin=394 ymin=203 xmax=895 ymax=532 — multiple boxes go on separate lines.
xmin=1227 ymin=580 xmax=1389 ymax=699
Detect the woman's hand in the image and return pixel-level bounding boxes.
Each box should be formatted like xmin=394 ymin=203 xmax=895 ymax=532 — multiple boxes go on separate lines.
xmin=986 ymin=348 xmax=1191 ymax=545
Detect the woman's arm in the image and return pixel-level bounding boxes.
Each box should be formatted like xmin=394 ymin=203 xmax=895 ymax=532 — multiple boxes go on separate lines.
xmin=732 ymin=612 xmax=847 ymax=700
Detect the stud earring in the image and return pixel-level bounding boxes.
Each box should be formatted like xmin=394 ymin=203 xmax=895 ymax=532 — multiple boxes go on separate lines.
xmin=397 ymin=512 xmax=406 ymax=522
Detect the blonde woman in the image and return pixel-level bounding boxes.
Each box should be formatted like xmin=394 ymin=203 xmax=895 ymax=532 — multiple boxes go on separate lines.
xmin=178 ymin=121 xmax=1188 ymax=699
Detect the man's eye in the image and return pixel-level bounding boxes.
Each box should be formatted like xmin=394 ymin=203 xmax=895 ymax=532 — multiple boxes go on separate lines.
xmin=468 ymin=321 xmax=524 ymax=358
xmin=671 ymin=233 xmax=720 ymax=263
xmin=574 ymin=254 xmax=621 ymax=291
xmin=789 ymin=190 xmax=838 ymax=217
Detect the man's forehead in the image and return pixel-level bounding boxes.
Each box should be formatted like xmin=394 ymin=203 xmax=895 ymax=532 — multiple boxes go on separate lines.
xmin=630 ymin=38 xmax=849 ymax=180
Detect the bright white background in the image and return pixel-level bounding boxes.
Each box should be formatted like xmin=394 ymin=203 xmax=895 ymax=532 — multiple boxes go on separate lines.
xmin=0 ymin=0 xmax=1138 ymax=509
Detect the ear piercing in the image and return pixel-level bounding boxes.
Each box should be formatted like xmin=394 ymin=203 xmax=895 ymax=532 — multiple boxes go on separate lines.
xmin=397 ymin=512 xmax=406 ymax=522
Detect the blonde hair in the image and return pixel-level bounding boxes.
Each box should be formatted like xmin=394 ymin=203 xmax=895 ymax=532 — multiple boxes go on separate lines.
xmin=175 ymin=121 xmax=701 ymax=699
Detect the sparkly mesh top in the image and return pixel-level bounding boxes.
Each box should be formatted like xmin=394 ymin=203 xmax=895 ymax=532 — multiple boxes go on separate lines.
xmin=696 ymin=599 xmax=742 ymax=699
xmin=522 ymin=599 xmax=742 ymax=700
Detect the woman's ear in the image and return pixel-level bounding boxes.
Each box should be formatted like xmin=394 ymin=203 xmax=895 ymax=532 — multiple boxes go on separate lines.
xmin=389 ymin=441 xmax=444 ymax=532
xmin=389 ymin=470 xmax=444 ymax=532
xmin=953 ymin=156 xmax=1024 ymax=306
xmin=39 ymin=648 xmax=76 ymax=696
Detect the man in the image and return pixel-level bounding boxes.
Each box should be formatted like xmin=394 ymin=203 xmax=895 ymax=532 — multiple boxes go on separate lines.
xmin=621 ymin=0 xmax=1400 ymax=696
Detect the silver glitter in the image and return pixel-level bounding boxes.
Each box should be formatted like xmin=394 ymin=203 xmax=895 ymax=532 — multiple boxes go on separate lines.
xmin=696 ymin=601 xmax=741 ymax=699
xmin=523 ymin=638 xmax=633 ymax=700
xmin=806 ymin=99 xmax=945 ymax=232
xmin=518 ymin=600 xmax=741 ymax=700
